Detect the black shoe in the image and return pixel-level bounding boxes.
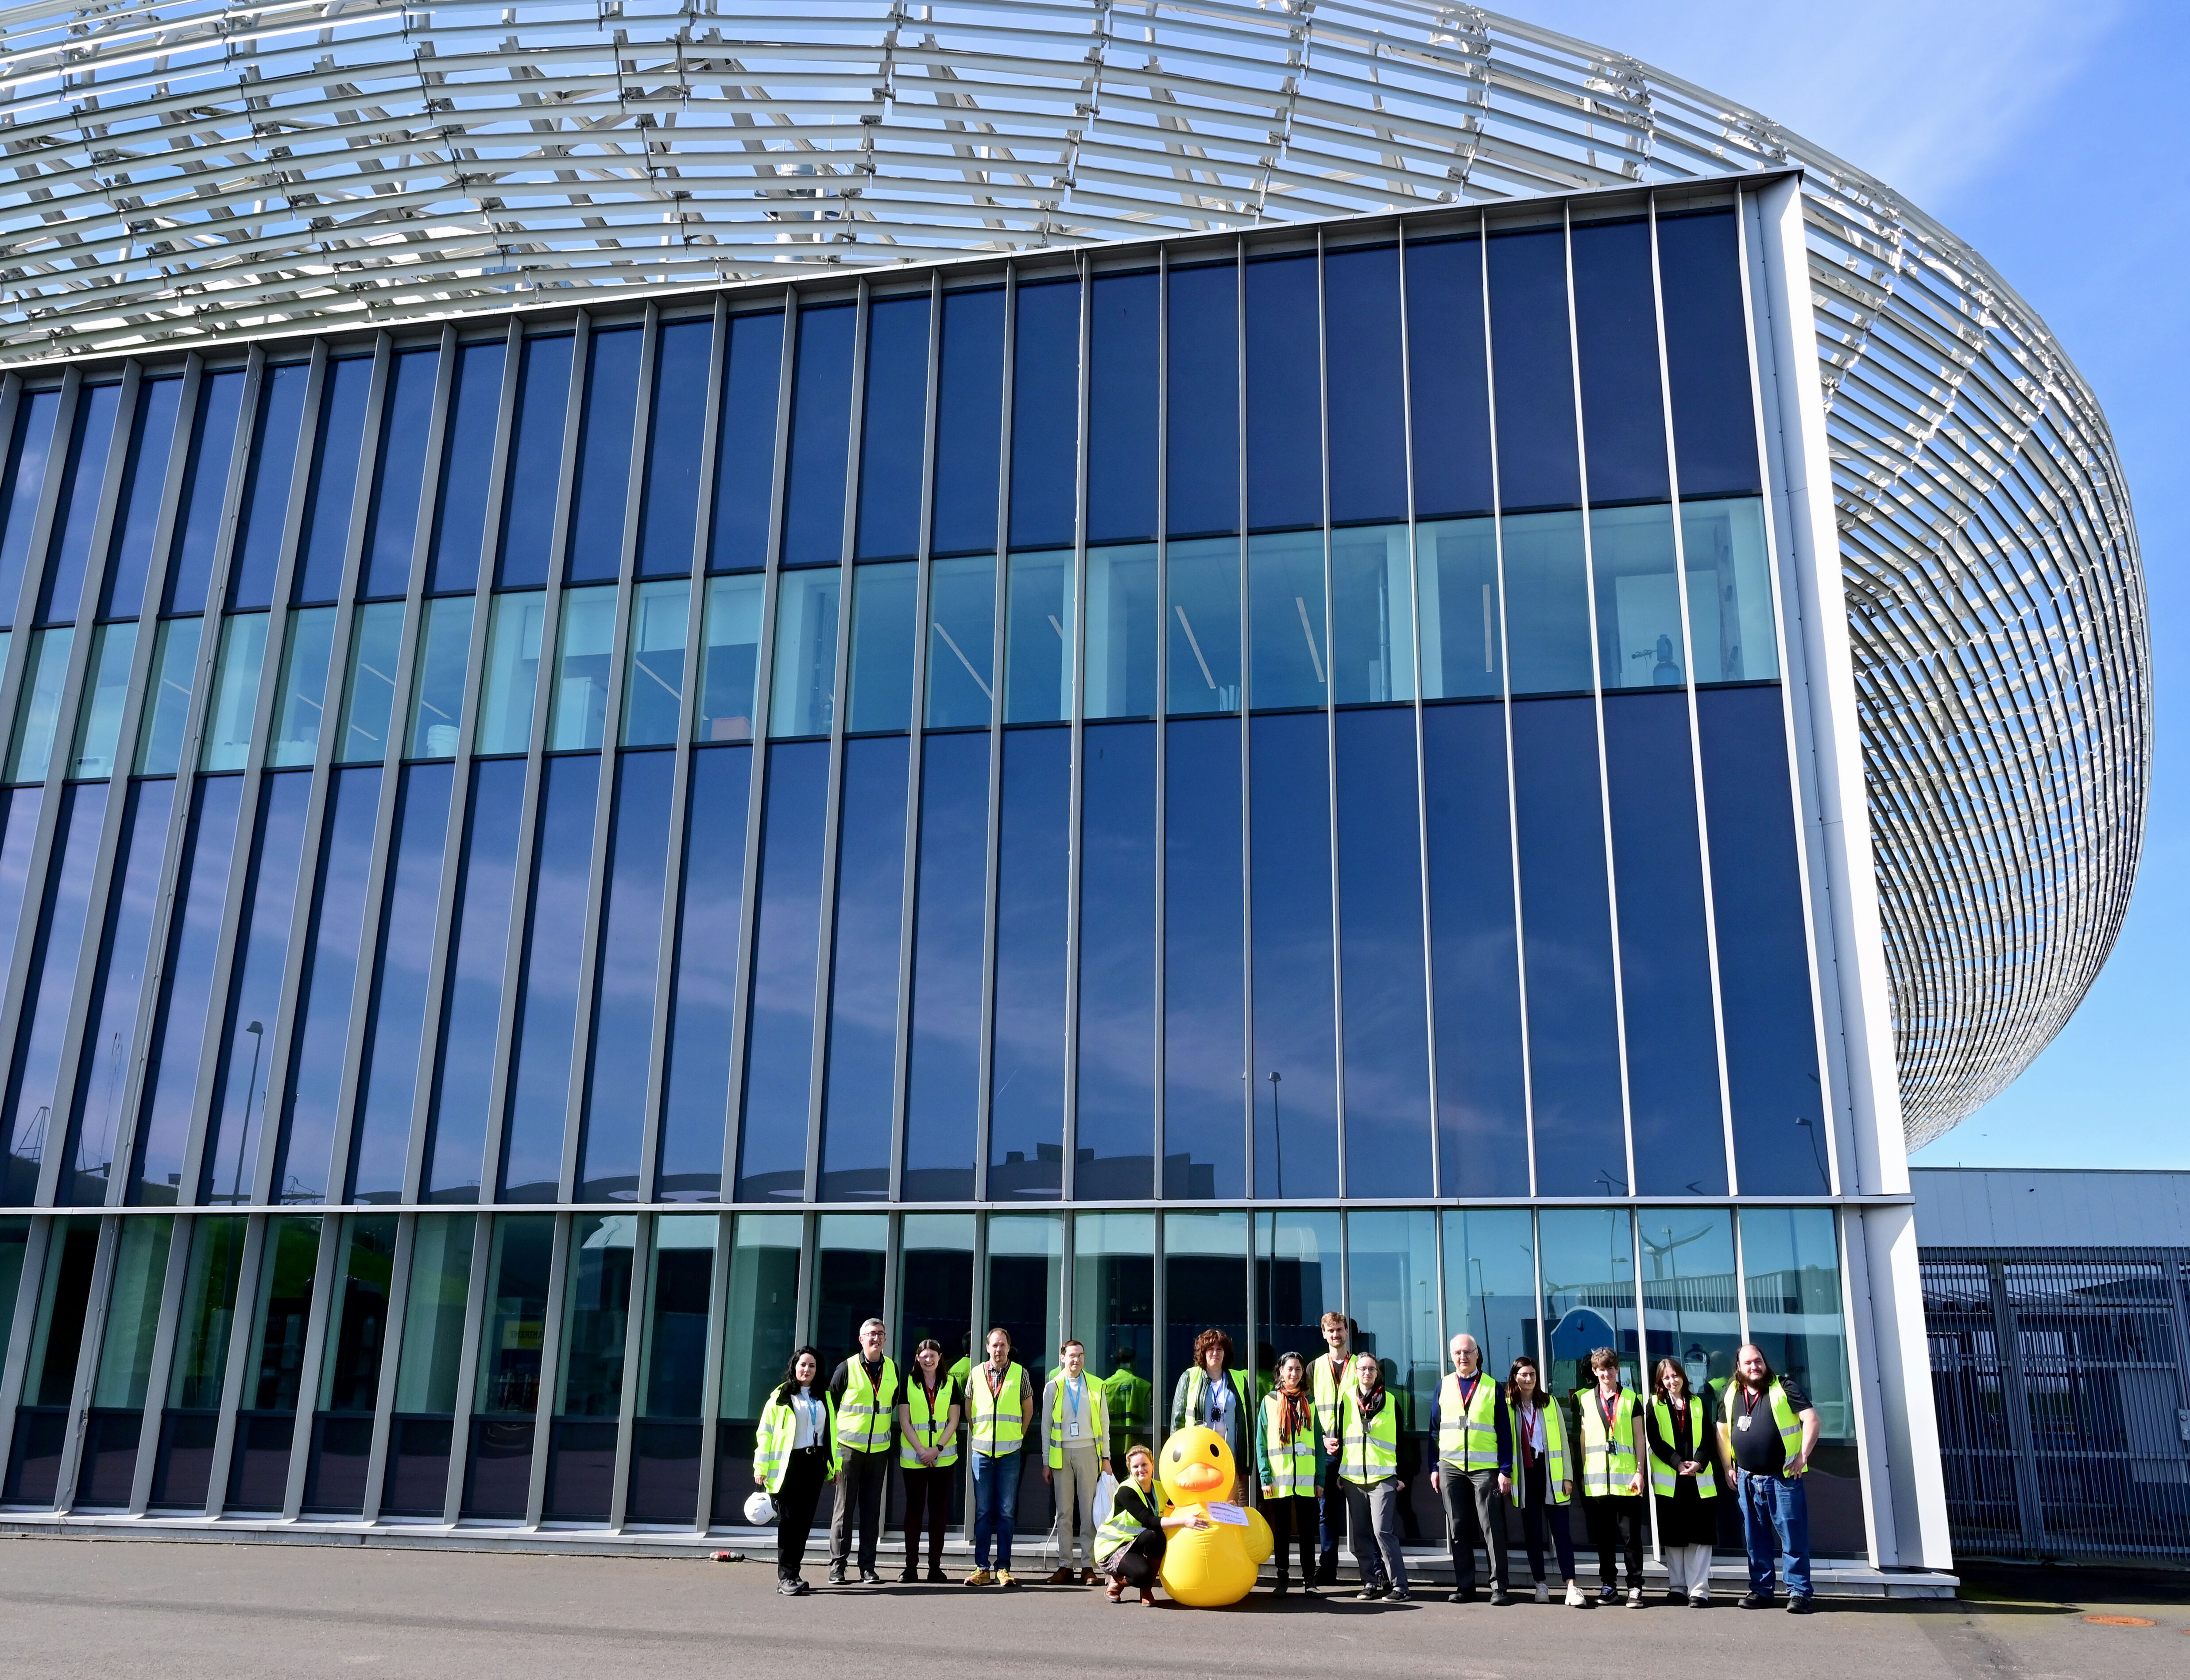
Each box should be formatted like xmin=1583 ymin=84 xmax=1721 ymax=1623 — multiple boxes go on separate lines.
xmin=1739 ymin=1591 xmax=1774 ymax=1609
xmin=1666 ymin=1590 xmax=1685 ymax=1605
xmin=827 ymin=1563 xmax=847 ymax=1586
xmin=1354 ymin=1583 xmax=1388 ymax=1602
xmin=1786 ymin=1596 xmax=1815 ymax=1615
xmin=1598 ymin=1586 xmax=1619 ymax=1605
xmin=899 ymin=1565 xmax=918 ymax=1583
xmin=859 ymin=1568 xmax=883 ymax=1586
xmin=1272 ymin=1579 xmax=1289 ymax=1596
xmin=1489 ymin=1588 xmax=1510 ymax=1606
xmin=926 ymin=1566 xmax=948 ymax=1584
xmin=778 ymin=1578 xmax=810 ymax=1596
xmin=1316 ymin=1560 xmax=1340 ymax=1586
xmin=1450 ymin=1589 xmax=1475 ymax=1604
xmin=1388 ymin=1588 xmax=1412 ymax=1603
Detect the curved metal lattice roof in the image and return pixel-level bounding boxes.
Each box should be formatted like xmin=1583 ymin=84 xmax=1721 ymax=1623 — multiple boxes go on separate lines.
xmin=0 ymin=0 xmax=2147 ymax=1143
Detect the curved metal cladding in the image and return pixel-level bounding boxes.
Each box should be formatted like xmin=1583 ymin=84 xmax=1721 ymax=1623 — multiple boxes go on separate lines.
xmin=0 ymin=1 xmax=2144 ymax=1140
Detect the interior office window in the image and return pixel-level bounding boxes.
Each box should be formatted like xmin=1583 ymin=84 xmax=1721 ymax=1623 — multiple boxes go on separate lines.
xmin=1404 ymin=236 xmax=1494 ymax=521
xmin=1590 ymin=502 xmax=1687 ymax=690
xmin=1010 ymin=278 xmax=1080 ymax=551
xmin=382 ymin=1213 xmax=476 ymax=1517
xmin=427 ymin=340 xmax=507 ymax=595
xmin=782 ymin=305 xmax=855 ymax=567
xmin=406 ymin=595 xmax=474 ymax=758
xmin=337 ymin=600 xmax=407 ymax=763
xmin=496 ymin=335 xmax=575 ymax=590
xmin=567 ymin=328 xmax=643 ymax=583
xmin=15 ymin=1221 xmax=102 ymax=1502
xmin=547 ymin=1213 xmax=633 ymax=1521
xmin=902 ymin=731 xmax=988 ymax=1201
xmin=1165 ymin=537 xmax=1240 ymax=715
xmin=1329 ymin=524 xmax=1414 ymax=705
xmin=134 ymin=617 xmax=202 ymax=775
xmin=1083 ymin=543 xmax=1157 ymax=719
xmin=99 ymin=375 xmax=184 ymax=620
xmin=226 ymin=1215 xmax=321 ymax=1510
xmin=5 ymin=626 xmax=73 ymax=782
xmin=1003 ymin=549 xmax=1074 ymax=724
xmin=1087 ymin=272 xmax=1158 ymax=545
xmin=923 ymin=554 xmax=994 ymax=729
xmin=1245 ymin=255 xmax=1321 ymax=532
xmin=1075 ymin=721 xmax=1157 ymax=1200
xmin=1657 ymin=211 xmax=1762 ymax=498
xmin=1164 ymin=717 xmax=1243 ymax=1199
xmin=856 ymin=295 xmax=932 ymax=561
xmin=629 ymin=1214 xmax=717 ymax=1523
xmin=224 ymin=364 xmax=307 ymax=611
xmin=1486 ymin=228 xmax=1580 ymax=513
xmin=989 ymin=725 xmax=1071 ymax=1201
xmin=464 ymin=1213 xmax=553 ymax=1518
xmin=718 ymin=1215 xmax=802 ymax=1504
xmin=38 ymin=381 xmax=123 ymax=626
xmin=1248 ymin=711 xmax=1337 ymax=1199
xmin=988 ymin=1212 xmax=1063 ymax=1396
xmin=929 ymin=288 xmax=1004 ymax=556
xmin=767 ymin=567 xmax=840 ymax=739
xmin=1501 ymin=510 xmax=1591 ymax=696
xmin=1680 ymin=498 xmax=1777 ymax=682
xmin=163 ymin=370 xmax=245 ymax=615
xmin=148 ymin=1214 xmax=244 ymax=1507
xmin=198 ymin=612 xmax=268 ymax=771
xmin=844 ymin=561 xmax=917 ymax=733
xmin=266 ymin=606 xmax=336 ymax=766
xmin=1324 ymin=244 xmax=1406 ymax=526
xmin=656 ymin=745 xmax=751 ymax=1201
xmin=637 ymin=320 xmax=712 ymax=577
xmin=620 ymin=579 xmax=689 ymax=747
xmin=306 ymin=1214 xmax=398 ymax=1513
xmin=80 ymin=1213 xmax=172 ymax=1505
xmin=474 ymin=590 xmax=545 ymax=754
xmin=695 ymin=573 xmax=762 ymax=742
xmin=1246 ymin=530 xmax=1326 ymax=711
xmin=547 ymin=585 xmax=617 ymax=750
xmin=709 ymin=312 xmax=785 ymax=573
xmin=295 ymin=357 xmax=373 ymax=603
xmin=1166 ymin=263 xmax=1238 ymax=539
xmin=817 ymin=734 xmax=909 ymax=1201
xmin=362 ymin=348 xmax=439 ymax=598
xmin=1570 ymin=217 xmax=1670 ymax=505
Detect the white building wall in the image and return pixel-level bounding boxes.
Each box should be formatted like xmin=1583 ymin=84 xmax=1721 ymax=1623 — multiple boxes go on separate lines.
xmin=1913 ymin=1167 xmax=2190 ymax=1249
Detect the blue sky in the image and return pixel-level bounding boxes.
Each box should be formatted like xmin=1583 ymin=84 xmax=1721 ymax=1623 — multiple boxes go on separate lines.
xmin=1515 ymin=2 xmax=2186 ymax=1169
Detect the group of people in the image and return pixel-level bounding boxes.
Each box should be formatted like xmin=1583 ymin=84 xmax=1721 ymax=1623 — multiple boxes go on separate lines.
xmin=752 ymin=1311 xmax=1822 ymax=1612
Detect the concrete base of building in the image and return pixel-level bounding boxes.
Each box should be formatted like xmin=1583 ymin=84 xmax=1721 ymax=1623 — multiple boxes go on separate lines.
xmin=0 ymin=1513 xmax=1956 ymax=1599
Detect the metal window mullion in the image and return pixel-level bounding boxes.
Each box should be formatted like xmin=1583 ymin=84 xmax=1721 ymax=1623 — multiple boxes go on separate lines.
xmin=717 ymin=285 xmax=798 ymax=1205
xmin=438 ymin=1208 xmax=495 ymax=1524
xmin=1315 ymin=226 xmax=1345 ymax=1203
xmin=548 ymin=312 xmax=591 ymax=592
xmin=280 ymin=1206 xmax=344 ymax=1518
xmin=124 ymin=1211 xmax=194 ymax=1513
xmin=1563 ymin=202 xmax=1637 ymax=1202
xmin=200 ymin=1210 xmax=268 ymax=1516
xmin=971 ymin=264 xmax=1016 ymax=1207
xmin=1647 ymin=193 xmax=1740 ymax=1200
xmin=1151 ymin=247 xmax=1169 ymax=1202
xmin=621 ymin=305 xmax=659 ymax=586
xmin=1059 ymin=255 xmax=1091 ymax=1205
xmin=51 ymin=1213 xmax=120 ymax=1508
xmin=522 ymin=1209 xmax=573 ymax=1528
xmin=1233 ymin=239 xmax=1254 ymax=1200
xmin=606 ymin=1210 xmax=652 ymax=1530
xmin=691 ymin=1209 xmax=731 ymax=1532
xmin=359 ymin=1209 xmax=416 ymax=1522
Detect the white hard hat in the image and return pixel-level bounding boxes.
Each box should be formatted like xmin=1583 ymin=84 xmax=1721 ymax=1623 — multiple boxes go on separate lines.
xmin=743 ymin=1491 xmax=778 ymax=1526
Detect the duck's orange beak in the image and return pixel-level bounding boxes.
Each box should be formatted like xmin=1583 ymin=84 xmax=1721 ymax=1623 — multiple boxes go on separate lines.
xmin=1171 ymin=1461 xmax=1226 ymax=1495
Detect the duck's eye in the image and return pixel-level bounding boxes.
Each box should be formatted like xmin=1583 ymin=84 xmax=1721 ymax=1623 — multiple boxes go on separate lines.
xmin=1208 ymin=1444 xmax=1219 ymax=1456
xmin=1170 ymin=1448 xmax=1180 ymax=1462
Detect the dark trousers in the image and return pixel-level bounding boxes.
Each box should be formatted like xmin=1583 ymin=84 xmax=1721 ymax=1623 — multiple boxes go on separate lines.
xmin=1109 ymin=1530 xmax=1164 ymax=1589
xmin=775 ymin=1446 xmax=828 ymax=1582
xmin=901 ymin=1463 xmax=952 ymax=1568
xmin=828 ymin=1446 xmax=889 ymax=1570
xmin=1516 ymin=1462 xmax=1577 ymax=1582
xmin=1316 ymin=1456 xmax=1345 ymax=1575
xmin=1441 ymin=1465 xmax=1509 ymax=1592
xmin=1267 ymin=1494 xmax=1317 ymax=1583
xmin=1583 ymin=1495 xmax=1644 ymax=1591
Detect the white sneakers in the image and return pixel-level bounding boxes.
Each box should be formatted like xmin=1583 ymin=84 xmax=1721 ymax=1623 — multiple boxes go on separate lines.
xmin=1564 ymin=1582 xmax=1588 ymax=1607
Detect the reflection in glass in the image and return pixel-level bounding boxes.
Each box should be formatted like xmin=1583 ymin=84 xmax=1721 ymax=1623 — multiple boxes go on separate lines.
xmin=1658 ymin=211 xmax=1762 ymax=499
xmin=987 ymin=1213 xmax=1062 ymax=1389
xmin=930 ymin=288 xmax=1004 ymax=557
xmin=814 ymin=1213 xmax=888 ymax=1366
xmin=1074 ymin=1213 xmax=1156 ymax=1457
xmin=709 ymin=313 xmax=785 ymax=574
xmin=1416 ymin=518 xmax=1500 ymax=700
xmin=1637 ymin=1208 xmax=1738 ymax=1399
xmin=1680 ymin=498 xmax=1776 ymax=683
xmin=363 ymin=348 xmax=440 ymax=598
xmin=656 ymin=746 xmax=751 ymax=1201
xmin=1501 ymin=510 xmax=1591 ymax=696
xmin=0 ymin=392 xmax=62 ymax=623
xmin=406 ymin=595 xmax=474 ymax=757
xmin=474 ymin=591 xmax=544 ymax=754
xmin=857 ymin=296 xmax=932 ymax=560
xmin=1590 ymin=503 xmax=1685 ymax=690
xmin=428 ymin=340 xmax=507 ymax=594
xmin=1256 ymin=1209 xmax=1340 ymax=1375
xmin=497 ymin=335 xmax=573 ymax=590
xmin=566 ymin=328 xmax=642 ymax=583
xmin=897 ymin=1214 xmax=973 ymax=1389
xmin=1083 ymin=544 xmax=1157 ymax=719
xmin=1247 ymin=532 xmax=1325 ymax=711
xmin=924 ymin=554 xmax=994 ymax=728
xmin=621 ymin=579 xmax=689 ymax=746
xmin=477 ymin=1216 xmax=554 ymax=1417
xmin=101 ymin=376 xmax=183 ymax=620
xmin=229 ymin=1214 xmax=322 ymax=1510
xmin=166 ymin=374 xmax=245 ymax=615
xmin=1076 ymin=722 xmax=1156 ymax=1199
xmin=721 ymin=1215 xmax=801 ymax=1421
xmin=1738 ymin=1208 xmax=1850 ymax=1441
xmin=1164 ymin=718 xmax=1243 ymax=1199
xmin=782 ymin=305 xmax=856 ymax=567
xmin=1571 ymin=217 xmax=1669 ymax=506
xmin=557 ymin=1215 xmax=634 ymax=1417
xmin=1165 ymin=537 xmax=1240 ymax=714
xmin=336 ymin=600 xmax=406 ymax=764
xmin=990 ymin=726 xmax=1070 ymax=1200
xmin=734 ymin=740 xmax=830 ymax=1201
xmin=1346 ymin=1209 xmax=1440 ymax=1428
xmin=1245 ymin=254 xmax=1320 ymax=531
xmin=548 ymin=585 xmax=616 ymax=750
xmin=1010 ymin=279 xmax=1080 ymax=550
xmin=1324 ymin=245 xmax=1408 ymax=526
xmin=845 ymin=561 xmax=917 ymax=732
xmin=315 ymin=1215 xmax=398 ymax=1425
xmin=1163 ymin=1210 xmax=1246 ymax=1399
xmin=267 ymin=607 xmax=336 ymax=765
xmin=135 ymin=617 xmax=203 ymax=774
xmin=767 ymin=567 xmax=840 ymax=738
xmin=639 ymin=1217 xmax=716 ymax=1419
xmin=903 ymin=733 xmax=987 ymax=1201
xmin=164 ymin=1216 xmax=245 ymax=1408
xmin=296 ymin=359 xmax=372 ymax=602
xmin=578 ymin=750 xmax=673 ymax=1201
xmin=5 ymin=786 xmax=106 ymax=1203
xmin=93 ymin=1214 xmax=174 ymax=1409
xmin=1003 ymin=549 xmax=1074 ymax=724
xmin=1165 ymin=263 xmax=1238 ymax=539
xmin=817 ymin=736 xmax=907 ymax=1201
xmin=1441 ymin=1208 xmax=1536 ymax=1377
xmin=1538 ymin=1206 xmax=1636 ymax=1401
xmin=1088 ymin=272 xmax=1160 ymax=546
xmin=384 ymin=1212 xmax=475 ymax=1516
xmin=7 ymin=626 xmax=74 ymax=781
xmin=1486 ymin=228 xmax=1579 ymax=513
xmin=638 ymin=325 xmax=712 ymax=560
xmin=1250 ymin=712 xmax=1336 ymax=1199
xmin=68 ymin=621 xmax=139 ymax=777
xmin=696 ymin=574 xmax=762 ymax=742
xmin=1329 ymin=525 xmax=1413 ymax=704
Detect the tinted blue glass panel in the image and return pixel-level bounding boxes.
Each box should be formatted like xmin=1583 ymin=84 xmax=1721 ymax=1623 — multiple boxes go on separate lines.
xmin=1165 ymin=716 xmax=1243 ymax=1198
xmin=1087 ymin=272 xmax=1158 ymax=545
xmin=578 ymin=750 xmax=674 ymax=1201
xmin=1487 ymin=230 xmax=1579 ymax=513
xmin=1423 ymin=701 xmax=1528 ymax=1196
xmin=846 ymin=561 xmax=917 ymax=733
xmin=0 ymin=390 xmax=61 ymax=624
xmin=1329 ymin=524 xmax=1413 ymax=704
xmin=1075 ymin=722 xmax=1155 ymax=1199
xmin=855 ymin=296 xmax=930 ymax=560
xmin=203 ymin=771 xmax=312 ymax=1204
xmin=229 ymin=365 xmax=310 ymax=610
xmin=1657 ymin=212 xmax=1760 ymax=498
xmin=657 ymin=744 xmax=751 ymax=1201
xmin=902 ymin=730 xmax=987 ymax=1200
xmin=924 ymin=553 xmax=995 ymax=728
xmin=361 ymin=349 xmax=438 ymax=598
xmin=1084 ymin=543 xmax=1157 ymax=719
xmin=38 ymin=383 xmax=123 ymax=625
xmin=1502 ymin=509 xmax=1592 ymax=696
xmin=130 ymin=775 xmax=241 ymax=1204
xmin=1165 ymin=537 xmax=1241 ymax=715
xmin=1324 ymin=246 xmax=1406 ymax=526
xmin=1404 ymin=237 xmax=1493 ymax=520
xmin=736 ymin=739 xmax=830 ymax=1201
xmin=931 ymin=289 xmax=1004 ymax=555
xmin=1246 ymin=531 xmax=1325 ymax=711
xmin=1511 ymin=697 xmax=1625 ymax=1195
xmin=100 ymin=377 xmax=183 ymax=619
xmin=349 ymin=763 xmax=455 ymax=1203
xmin=766 ymin=567 xmax=839 ymax=739
xmin=1166 ymin=264 xmax=1238 ymax=539
xmin=275 ymin=766 xmax=379 ymax=1205
xmin=1681 ymin=498 xmax=1778 ymax=683
xmin=818 ymin=734 xmax=908 ymax=1200
xmin=710 ymin=313 xmax=784 ymax=572
xmin=1003 ymin=549 xmax=1073 ymax=724
xmin=499 ymin=752 xmax=599 ymax=1201
xmin=638 ymin=321 xmax=712 ymax=578
xmin=65 ymin=778 xmax=173 ymax=1205
xmin=497 ymin=335 xmax=574 ymax=589
xmin=0 ymin=788 xmax=38 ymax=995
xmin=1334 ymin=708 xmax=1432 ymax=1197
xmin=782 ymin=305 xmax=855 ymax=567
xmin=990 ymin=726 xmax=1069 ymax=1200
xmin=1571 ymin=219 xmax=1669 ymax=505
xmin=567 ymin=328 xmax=642 ymax=582
xmin=1591 ymin=503 xmax=1685 ymax=690
xmin=1248 ymin=712 xmax=1337 ymax=1199
xmin=1697 ymin=684 xmax=1826 ymax=1193
xmin=165 ymin=371 xmax=246 ymax=615
xmin=425 ymin=757 xmax=526 ymax=1202
xmin=1603 ymin=689 xmax=1725 ymax=1196
xmin=1245 ymin=255 xmax=1322 ymax=532
xmin=2 ymin=782 xmax=108 ymax=1203
xmin=1010 ymin=280 xmax=1079 ymax=550
xmin=427 ymin=341 xmax=506 ymax=595
xmin=296 ymin=358 xmax=373 ymax=603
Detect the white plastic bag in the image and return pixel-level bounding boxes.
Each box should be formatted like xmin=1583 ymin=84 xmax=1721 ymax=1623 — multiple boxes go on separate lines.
xmin=1090 ymin=1471 xmax=1118 ymax=1531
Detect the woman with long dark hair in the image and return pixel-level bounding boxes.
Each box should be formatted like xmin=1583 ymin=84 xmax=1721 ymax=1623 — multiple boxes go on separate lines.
xmin=1503 ymin=1355 xmax=1584 ymax=1605
xmin=1255 ymin=1351 xmax=1326 ymax=1593
xmin=1647 ymin=1357 xmax=1719 ymax=1606
xmin=752 ymin=1346 xmax=838 ymax=1595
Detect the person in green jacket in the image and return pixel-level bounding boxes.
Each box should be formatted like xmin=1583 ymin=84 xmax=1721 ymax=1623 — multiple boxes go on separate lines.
xmin=751 ymin=1346 xmax=839 ymax=1596
xmin=1255 ymin=1351 xmax=1328 ymax=1594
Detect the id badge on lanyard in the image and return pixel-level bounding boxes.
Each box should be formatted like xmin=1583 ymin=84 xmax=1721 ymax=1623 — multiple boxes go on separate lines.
xmin=1064 ymin=1382 xmax=1085 ymax=1440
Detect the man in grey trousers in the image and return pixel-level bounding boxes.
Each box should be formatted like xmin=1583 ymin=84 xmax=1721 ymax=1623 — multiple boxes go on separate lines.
xmin=1040 ymin=1340 xmax=1112 ymax=1584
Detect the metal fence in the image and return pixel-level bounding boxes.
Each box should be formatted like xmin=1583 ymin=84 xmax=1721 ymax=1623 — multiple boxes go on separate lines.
xmin=1923 ymin=1247 xmax=2190 ymax=1565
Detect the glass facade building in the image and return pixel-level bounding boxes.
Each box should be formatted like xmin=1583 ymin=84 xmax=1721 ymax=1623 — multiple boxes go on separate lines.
xmin=0 ymin=170 xmax=1988 ymax=1572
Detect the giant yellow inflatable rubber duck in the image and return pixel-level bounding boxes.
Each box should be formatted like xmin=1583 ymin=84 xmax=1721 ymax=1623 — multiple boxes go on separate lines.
xmin=1155 ymin=1425 xmax=1273 ymax=1607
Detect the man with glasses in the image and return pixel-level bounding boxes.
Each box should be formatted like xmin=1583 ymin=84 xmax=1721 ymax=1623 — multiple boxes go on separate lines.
xmin=1430 ymin=1332 xmax=1513 ymax=1604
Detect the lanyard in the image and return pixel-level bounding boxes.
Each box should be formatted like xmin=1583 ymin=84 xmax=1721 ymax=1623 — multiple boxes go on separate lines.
xmin=1598 ymin=1390 xmax=1621 ymax=1434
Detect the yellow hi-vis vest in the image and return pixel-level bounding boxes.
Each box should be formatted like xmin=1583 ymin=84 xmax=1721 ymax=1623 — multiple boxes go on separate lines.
xmin=1046 ymin=1374 xmax=1111 ymax=1468
xmin=1337 ymin=1386 xmax=1399 ymax=1487
xmin=1722 ymin=1378 xmax=1807 ymax=1477
xmin=1648 ymin=1397 xmax=1718 ymax=1499
xmin=967 ymin=1361 xmax=1028 ymax=1456
xmin=752 ymin=1390 xmax=840 ymax=1495
xmin=1505 ymin=1397 xmax=1571 ymax=1506
xmin=1095 ymin=1482 xmax=1165 ymax=1566
xmin=1436 ymin=1371 xmax=1499 ymax=1471
xmin=1177 ymin=1365 xmax=1254 ymax=1437
xmin=1261 ymin=1392 xmax=1319 ymax=1498
xmin=835 ymin=1356 xmax=900 ymax=1456
xmin=1577 ymin=1387 xmax=1641 ymax=1498
xmin=1311 ymin=1351 xmax=1352 ymax=1437
xmin=899 ymin=1374 xmax=959 ymax=1469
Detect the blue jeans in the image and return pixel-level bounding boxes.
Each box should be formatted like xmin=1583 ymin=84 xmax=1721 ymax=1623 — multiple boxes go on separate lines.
xmin=1737 ymin=1468 xmax=1812 ymax=1600
xmin=971 ymin=1449 xmax=1023 ymax=1569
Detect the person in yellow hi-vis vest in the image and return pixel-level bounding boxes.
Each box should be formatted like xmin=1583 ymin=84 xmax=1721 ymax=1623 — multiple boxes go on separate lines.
xmin=965 ymin=1326 xmax=1036 ymax=1587
xmin=1429 ymin=1332 xmax=1512 ymax=1603
xmin=1336 ymin=1350 xmax=1411 ymax=1602
xmin=825 ymin=1317 xmax=898 ymax=1585
xmin=1576 ymin=1346 xmax=1646 ymax=1607
xmin=1645 ymin=1356 xmax=1719 ymax=1606
xmin=1254 ymin=1352 xmax=1327 ymax=1594
xmin=1720 ymin=1343 xmax=1821 ymax=1614
xmin=1501 ymin=1355 xmax=1585 ymax=1606
xmin=1311 ymin=1312 xmax=1357 ymax=1585
xmin=751 ymin=1346 xmax=839 ymax=1597
xmin=1040 ymin=1339 xmax=1112 ymax=1584
xmin=895 ymin=1338 xmax=960 ymax=1583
